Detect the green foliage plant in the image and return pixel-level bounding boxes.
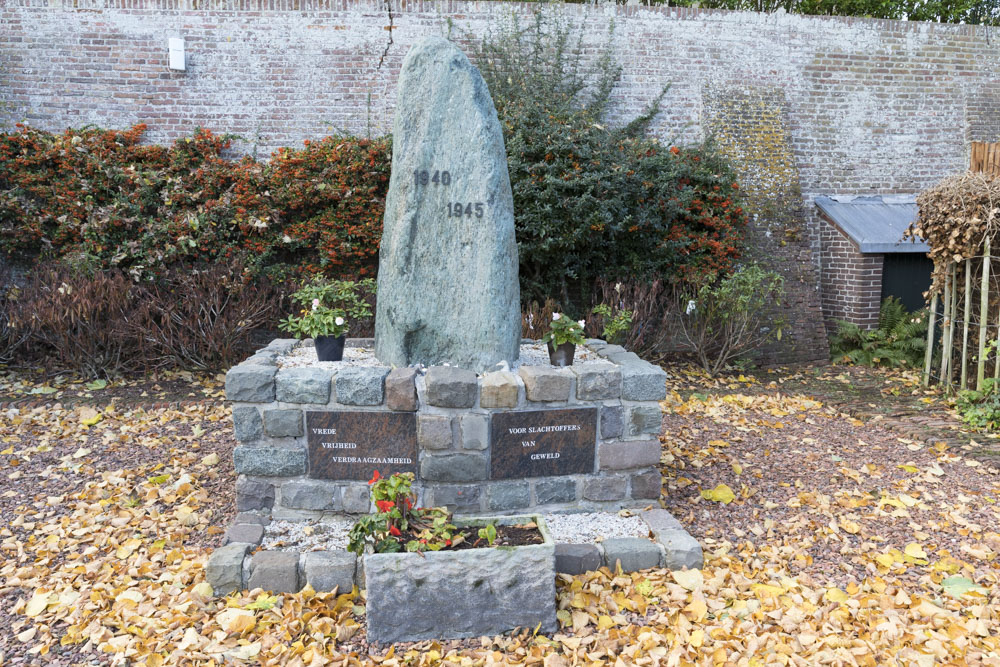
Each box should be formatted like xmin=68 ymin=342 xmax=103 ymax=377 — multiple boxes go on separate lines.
xmin=956 ymin=375 xmax=1000 ymax=431
xmin=279 ymin=278 xmax=375 ymax=339
xmin=541 ymin=312 xmax=586 ymax=348
xmin=674 ymin=263 xmax=785 ymax=376
xmin=476 ymin=14 xmax=747 ymax=309
xmin=663 ymin=0 xmax=999 ymax=26
xmin=592 ymin=298 xmax=634 ymax=345
xmin=348 ymin=471 xmax=496 ymax=555
xmin=830 ymin=297 xmax=928 ymax=368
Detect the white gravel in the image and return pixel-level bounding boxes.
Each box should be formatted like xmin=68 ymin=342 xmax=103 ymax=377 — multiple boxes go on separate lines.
xmin=542 ymin=512 xmax=651 ymax=544
xmin=277 ymin=341 xmax=602 ymax=371
xmin=261 ymin=517 xmax=354 ymax=552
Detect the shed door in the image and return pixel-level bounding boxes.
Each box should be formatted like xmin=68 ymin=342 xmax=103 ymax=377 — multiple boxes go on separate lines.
xmin=880 ymin=254 xmax=932 ymax=312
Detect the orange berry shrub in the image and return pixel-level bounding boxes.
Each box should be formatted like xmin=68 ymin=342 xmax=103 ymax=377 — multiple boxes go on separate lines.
xmin=0 ymin=124 xmax=390 ymax=281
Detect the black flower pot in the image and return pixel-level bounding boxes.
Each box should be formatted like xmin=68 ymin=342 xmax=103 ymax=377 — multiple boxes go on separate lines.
xmin=547 ymin=341 xmax=576 ymax=367
xmin=315 ymin=334 xmax=346 ymax=362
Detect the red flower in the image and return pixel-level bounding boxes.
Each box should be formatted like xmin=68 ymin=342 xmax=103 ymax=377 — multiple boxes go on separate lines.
xmin=404 ymin=497 xmax=412 ymax=509
xmin=389 ymin=525 xmax=401 ymax=537
xmin=375 ymin=500 xmax=395 ymax=513
xmin=445 ymin=539 xmax=452 ymax=546
xmin=368 ymin=470 xmax=380 ymax=485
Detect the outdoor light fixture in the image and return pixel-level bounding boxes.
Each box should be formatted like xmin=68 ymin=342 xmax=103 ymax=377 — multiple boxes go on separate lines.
xmin=168 ymin=37 xmax=185 ymax=71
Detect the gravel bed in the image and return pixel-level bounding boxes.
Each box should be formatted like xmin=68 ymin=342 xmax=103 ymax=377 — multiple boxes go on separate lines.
xmin=278 ymin=342 xmax=601 ymax=371
xmin=542 ymin=512 xmax=651 ymax=544
xmin=261 ymin=517 xmax=354 ymax=551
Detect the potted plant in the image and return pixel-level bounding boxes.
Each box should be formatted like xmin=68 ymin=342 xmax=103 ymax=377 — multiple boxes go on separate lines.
xmin=279 ymin=278 xmax=375 ymax=361
xmin=349 ymin=472 xmax=556 ymax=644
xmin=541 ymin=312 xmax=586 ymax=366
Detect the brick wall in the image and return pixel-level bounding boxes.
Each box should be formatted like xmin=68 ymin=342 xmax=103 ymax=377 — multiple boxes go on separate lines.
xmin=3 ymin=0 xmax=999 ymax=364
xmin=819 ymin=214 xmax=884 ymax=331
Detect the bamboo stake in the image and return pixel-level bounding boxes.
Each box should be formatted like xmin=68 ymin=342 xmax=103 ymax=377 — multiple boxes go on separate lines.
xmin=978 ymin=238 xmax=992 ymax=391
xmin=940 ymin=266 xmax=952 ymax=390
xmin=923 ymin=291 xmax=939 ymax=387
xmin=961 ymin=258 xmax=972 ymax=389
xmin=948 ymin=262 xmax=959 ymax=388
xmin=994 ymin=285 xmax=1000 ymax=381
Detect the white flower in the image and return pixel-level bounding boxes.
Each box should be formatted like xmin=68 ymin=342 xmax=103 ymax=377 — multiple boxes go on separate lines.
xmin=282 ymin=234 xmax=292 ymax=243
xmin=312 ymin=298 xmax=320 ymax=311
xmin=552 ymin=313 xmax=562 ymax=321
xmin=578 ymin=320 xmax=585 ymax=328
xmin=685 ymin=300 xmax=697 ymax=315
xmin=335 ymin=317 xmax=345 ymax=326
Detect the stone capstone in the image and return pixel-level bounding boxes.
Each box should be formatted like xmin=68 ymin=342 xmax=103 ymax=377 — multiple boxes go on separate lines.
xmin=233 ymin=446 xmax=307 ymax=477
xmin=374 ymin=37 xmax=520 ymax=373
xmin=248 ymin=551 xmax=300 ymax=594
xmin=364 ymin=539 xmax=555 ymax=643
xmin=232 ymin=407 xmax=262 ymax=443
xmin=385 ymin=367 xmax=419 ymax=411
xmin=225 ymin=364 xmax=276 ymax=402
xmin=223 ymin=523 xmax=264 ymax=546
xmin=480 ymin=371 xmax=519 ymax=408
xmin=621 ymin=362 xmax=667 ymax=401
xmin=641 ymin=509 xmax=704 ymax=570
xmin=264 ymin=409 xmax=303 ymax=437
xmin=424 ymin=366 xmax=478 ymax=408
xmin=335 ymin=366 xmax=390 ymax=406
xmin=265 ymin=338 xmax=298 ymax=355
xmin=275 ymin=367 xmax=332 ymax=404
xmin=281 ymin=480 xmax=342 ymax=511
xmin=572 ymin=363 xmax=622 ymax=400
xmin=206 ymin=543 xmax=250 ymax=595
xmin=602 ymin=537 xmax=661 ymax=572
xmin=302 ymin=551 xmax=357 ymax=594
xmin=236 ymin=476 xmax=275 ymax=512
xmin=518 ymin=366 xmax=573 ymax=402
xmin=554 ymin=543 xmax=602 ymax=575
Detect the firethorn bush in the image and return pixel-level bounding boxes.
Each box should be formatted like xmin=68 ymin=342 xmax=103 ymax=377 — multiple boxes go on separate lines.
xmin=0 ymin=124 xmax=390 ymax=281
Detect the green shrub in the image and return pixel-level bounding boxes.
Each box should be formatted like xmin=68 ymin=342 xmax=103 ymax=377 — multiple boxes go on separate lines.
xmin=830 ymin=297 xmax=927 ymax=368
xmin=477 ymin=14 xmax=747 ymax=307
xmin=673 ymin=264 xmax=785 ymax=375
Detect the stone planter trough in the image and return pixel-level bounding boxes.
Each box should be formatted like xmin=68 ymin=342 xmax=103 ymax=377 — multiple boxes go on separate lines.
xmin=364 ymin=515 xmax=557 ymax=644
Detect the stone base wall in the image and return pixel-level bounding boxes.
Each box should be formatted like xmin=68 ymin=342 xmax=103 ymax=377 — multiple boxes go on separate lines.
xmin=225 ymin=338 xmax=667 ymax=517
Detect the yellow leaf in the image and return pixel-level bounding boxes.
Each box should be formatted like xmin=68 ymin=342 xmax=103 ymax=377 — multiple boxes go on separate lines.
xmin=80 ymin=409 xmax=102 ymax=427
xmin=684 ymin=597 xmax=708 ymax=621
xmin=690 ymin=629 xmax=705 ymax=648
xmin=193 ymin=582 xmax=214 ymax=597
xmin=825 ymin=588 xmax=848 ymax=603
xmin=700 ymin=484 xmax=736 ymax=504
xmin=898 ymin=464 xmax=919 ymax=473
xmin=24 ymin=590 xmax=51 ymax=617
xmin=672 ymin=569 xmax=704 ymax=591
xmin=875 ymin=554 xmax=896 ymax=569
xmin=905 ymin=542 xmax=928 ymax=560
xmin=840 ymin=519 xmax=861 ymax=534
xmin=898 ymin=494 xmax=919 ymax=507
xmin=596 ymin=615 xmax=615 ymax=631
xmin=226 ymin=642 xmax=262 ymax=661
xmin=16 ymin=628 xmax=36 ymax=643
xmin=201 ymin=452 xmax=219 ymax=466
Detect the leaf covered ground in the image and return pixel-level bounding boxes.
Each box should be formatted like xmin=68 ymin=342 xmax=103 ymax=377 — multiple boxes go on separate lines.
xmin=2 ymin=365 xmax=1000 ymax=665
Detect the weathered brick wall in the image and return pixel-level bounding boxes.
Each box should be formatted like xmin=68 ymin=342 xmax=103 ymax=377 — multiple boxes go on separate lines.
xmin=819 ymin=216 xmax=884 ymax=331
xmin=3 ymin=0 xmax=999 ymax=364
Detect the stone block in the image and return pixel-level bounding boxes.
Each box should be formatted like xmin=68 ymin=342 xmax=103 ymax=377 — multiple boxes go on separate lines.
xmin=225 ymin=364 xmax=276 ymax=402
xmin=630 ymin=470 xmax=662 ymax=499
xmin=487 ymin=482 xmax=530 ymax=511
xmin=246 ymin=350 xmax=278 ymax=366
xmin=534 ymin=478 xmax=577 ymax=505
xmin=386 ymin=367 xmax=418 ymax=411
xmin=572 ymin=362 xmax=622 ymax=400
xmin=236 ymin=476 xmax=274 ymax=511
xmin=364 ymin=539 xmax=555 ymax=643
xmin=460 ymin=414 xmax=489 ymax=450
xmin=600 ymin=405 xmax=624 ymax=439
xmin=265 ymin=338 xmax=298 ymax=355
xmin=417 ymin=415 xmax=453 ymax=450
xmin=425 ymin=366 xmax=478 ymax=408
xmin=235 ymin=512 xmax=271 ymax=526
xmin=641 ymin=509 xmax=702 ymax=570
xmin=206 ymin=543 xmax=250 ymax=595
xmin=480 ymin=371 xmax=519 ymax=408
xmin=302 ymin=551 xmax=357 ymax=594
xmin=263 ymin=409 xmax=303 ymax=437
xmin=233 ymin=407 xmax=263 ymax=443
xmin=342 ymin=484 xmax=371 ymax=513
xmin=519 ymin=366 xmax=573 ymax=402
xmin=628 ymin=405 xmax=662 ymax=436
xmin=233 ymin=446 xmax=307 ymax=477
xmin=554 ymin=543 xmax=602 ymax=575
xmin=621 ymin=361 xmax=667 ymax=401
xmin=336 ymin=366 xmax=390 ymax=406
xmin=248 ymin=551 xmax=300 ymax=593
xmin=224 ymin=523 xmax=264 ymax=546
xmin=276 ymin=367 xmax=332 ymax=404
xmin=281 ymin=480 xmax=342 ymax=511
xmin=420 ymin=453 xmax=488 ymax=482
xmin=598 ymin=439 xmax=661 ymax=470
xmin=583 ymin=476 xmax=626 ymax=502
xmin=602 ymin=537 xmax=661 ymax=572
xmin=426 ymin=485 xmax=482 ymax=513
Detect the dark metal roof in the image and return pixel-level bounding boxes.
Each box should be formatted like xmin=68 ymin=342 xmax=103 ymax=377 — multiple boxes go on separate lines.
xmin=815 ymin=195 xmax=928 ymax=254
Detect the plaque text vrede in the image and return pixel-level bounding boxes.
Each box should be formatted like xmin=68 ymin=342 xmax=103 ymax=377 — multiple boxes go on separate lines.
xmin=490 ymin=408 xmax=597 ymax=479
xmin=307 ymin=411 xmax=418 ymax=480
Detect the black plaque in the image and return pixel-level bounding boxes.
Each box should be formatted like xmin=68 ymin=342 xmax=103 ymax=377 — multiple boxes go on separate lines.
xmin=307 ymin=411 xmax=417 ymax=480
xmin=490 ymin=408 xmax=597 ymax=479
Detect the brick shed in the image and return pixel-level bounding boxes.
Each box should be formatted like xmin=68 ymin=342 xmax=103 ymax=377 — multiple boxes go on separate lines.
xmin=817 ymin=195 xmax=931 ymax=332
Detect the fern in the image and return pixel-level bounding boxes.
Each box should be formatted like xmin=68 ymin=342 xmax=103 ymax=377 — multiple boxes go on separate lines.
xmin=830 ymin=297 xmax=927 ymax=368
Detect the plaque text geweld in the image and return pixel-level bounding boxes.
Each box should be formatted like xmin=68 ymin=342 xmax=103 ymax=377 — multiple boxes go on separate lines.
xmin=490 ymin=408 xmax=597 ymax=479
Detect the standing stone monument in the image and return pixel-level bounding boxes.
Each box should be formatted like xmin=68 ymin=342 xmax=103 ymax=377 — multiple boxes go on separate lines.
xmin=375 ymin=36 xmax=520 ymax=373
